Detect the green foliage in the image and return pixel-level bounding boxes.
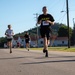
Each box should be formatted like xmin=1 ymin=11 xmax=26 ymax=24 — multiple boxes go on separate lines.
xmin=58 ymin=24 xmax=72 ymax=37
xmin=0 ymin=37 xmax=7 ymax=48
xmin=70 ymin=26 xmax=75 ymax=45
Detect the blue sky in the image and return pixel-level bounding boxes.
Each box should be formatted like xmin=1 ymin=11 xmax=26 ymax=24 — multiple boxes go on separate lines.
xmin=0 ymin=0 xmax=75 ymax=37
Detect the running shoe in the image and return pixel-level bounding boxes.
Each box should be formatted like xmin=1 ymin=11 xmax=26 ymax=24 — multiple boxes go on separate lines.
xmin=10 ymin=50 xmax=12 ymax=53
xmin=43 ymin=49 xmax=47 ymax=53
xmin=45 ymin=50 xmax=48 ymax=57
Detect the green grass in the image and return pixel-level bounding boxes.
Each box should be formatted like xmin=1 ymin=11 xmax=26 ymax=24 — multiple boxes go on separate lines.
xmin=19 ymin=47 xmax=75 ymax=52
xmin=30 ymin=47 xmax=75 ymax=52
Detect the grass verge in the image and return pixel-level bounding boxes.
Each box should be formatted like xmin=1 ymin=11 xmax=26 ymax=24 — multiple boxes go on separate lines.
xmin=30 ymin=47 xmax=75 ymax=52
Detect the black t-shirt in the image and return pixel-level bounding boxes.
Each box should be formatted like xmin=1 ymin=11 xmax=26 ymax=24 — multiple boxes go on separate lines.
xmin=24 ymin=34 xmax=29 ymax=40
xmin=38 ymin=14 xmax=54 ymax=28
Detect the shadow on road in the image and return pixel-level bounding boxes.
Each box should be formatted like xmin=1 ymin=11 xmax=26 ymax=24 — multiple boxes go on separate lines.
xmin=35 ymin=55 xmax=75 ymax=59
xmin=21 ymin=59 xmax=75 ymax=65
xmin=0 ymin=56 xmax=34 ymax=60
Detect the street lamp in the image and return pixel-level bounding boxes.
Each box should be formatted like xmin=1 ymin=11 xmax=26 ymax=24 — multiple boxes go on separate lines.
xmin=61 ymin=0 xmax=70 ymax=48
xmin=34 ymin=13 xmax=39 ymax=47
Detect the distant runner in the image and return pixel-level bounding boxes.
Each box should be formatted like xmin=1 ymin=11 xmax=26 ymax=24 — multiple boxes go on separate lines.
xmin=24 ymin=32 xmax=30 ymax=51
xmin=5 ymin=25 xmax=14 ymax=53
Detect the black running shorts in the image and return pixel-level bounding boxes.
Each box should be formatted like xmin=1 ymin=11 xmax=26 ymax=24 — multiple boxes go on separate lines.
xmin=40 ymin=26 xmax=51 ymax=40
xmin=7 ymin=38 xmax=12 ymax=42
xmin=25 ymin=39 xmax=29 ymax=43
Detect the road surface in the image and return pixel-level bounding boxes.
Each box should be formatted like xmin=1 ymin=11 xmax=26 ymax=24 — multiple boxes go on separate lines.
xmin=0 ymin=48 xmax=75 ymax=75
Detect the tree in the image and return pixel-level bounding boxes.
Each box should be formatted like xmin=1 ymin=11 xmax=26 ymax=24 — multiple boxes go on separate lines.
xmin=0 ymin=37 xmax=7 ymax=48
xmin=58 ymin=25 xmax=72 ymax=37
xmin=70 ymin=23 xmax=75 ymax=46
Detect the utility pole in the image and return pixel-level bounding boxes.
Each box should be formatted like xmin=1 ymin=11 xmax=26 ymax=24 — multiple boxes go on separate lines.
xmin=66 ymin=0 xmax=70 ymax=48
xmin=34 ymin=13 xmax=39 ymax=47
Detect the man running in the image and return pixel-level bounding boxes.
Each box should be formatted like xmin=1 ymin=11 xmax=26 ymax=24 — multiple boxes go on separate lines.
xmin=37 ymin=6 xmax=55 ymax=57
xmin=24 ymin=32 xmax=30 ymax=51
xmin=5 ymin=25 xmax=14 ymax=53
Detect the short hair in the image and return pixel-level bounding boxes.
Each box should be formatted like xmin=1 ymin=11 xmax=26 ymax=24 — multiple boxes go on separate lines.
xmin=42 ymin=6 xmax=47 ymax=10
xmin=8 ymin=24 xmax=11 ymax=27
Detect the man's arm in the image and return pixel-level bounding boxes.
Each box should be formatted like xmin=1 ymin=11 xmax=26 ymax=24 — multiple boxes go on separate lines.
xmin=46 ymin=20 xmax=54 ymax=25
xmin=11 ymin=30 xmax=14 ymax=36
xmin=5 ymin=30 xmax=9 ymax=36
xmin=5 ymin=30 xmax=7 ymax=35
xmin=37 ymin=15 xmax=41 ymax=24
xmin=37 ymin=20 xmax=41 ymax=24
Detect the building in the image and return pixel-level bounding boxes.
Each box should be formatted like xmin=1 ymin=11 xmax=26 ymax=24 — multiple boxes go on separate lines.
xmin=12 ymin=36 xmax=68 ymax=48
xmin=51 ymin=37 xmax=68 ymax=46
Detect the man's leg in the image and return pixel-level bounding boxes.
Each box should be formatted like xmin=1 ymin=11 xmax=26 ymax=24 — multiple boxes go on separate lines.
xmin=10 ymin=41 xmax=12 ymax=53
xmin=26 ymin=42 xmax=29 ymax=51
xmin=43 ymin=37 xmax=48 ymax=57
xmin=27 ymin=43 xmax=29 ymax=51
xmin=7 ymin=42 xmax=9 ymax=48
xmin=47 ymin=39 xmax=50 ymax=46
xmin=44 ymin=32 xmax=50 ymax=57
xmin=44 ymin=37 xmax=48 ymax=50
xmin=40 ymin=28 xmax=48 ymax=57
xmin=26 ymin=43 xmax=27 ymax=49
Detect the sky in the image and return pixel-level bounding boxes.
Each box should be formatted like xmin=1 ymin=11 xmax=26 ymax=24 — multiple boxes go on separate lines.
xmin=0 ymin=0 xmax=75 ymax=37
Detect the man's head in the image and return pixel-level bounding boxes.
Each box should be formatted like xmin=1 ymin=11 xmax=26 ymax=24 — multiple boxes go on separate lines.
xmin=26 ymin=32 xmax=28 ymax=35
xmin=8 ymin=24 xmax=11 ymax=29
xmin=42 ymin=6 xmax=47 ymax=14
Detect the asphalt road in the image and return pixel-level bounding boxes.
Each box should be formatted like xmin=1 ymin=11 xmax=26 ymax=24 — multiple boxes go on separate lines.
xmin=0 ymin=48 xmax=75 ymax=75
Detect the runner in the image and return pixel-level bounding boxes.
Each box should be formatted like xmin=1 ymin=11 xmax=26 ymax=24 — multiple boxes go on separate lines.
xmin=37 ymin=6 xmax=55 ymax=57
xmin=24 ymin=32 xmax=30 ymax=51
xmin=5 ymin=25 xmax=14 ymax=53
